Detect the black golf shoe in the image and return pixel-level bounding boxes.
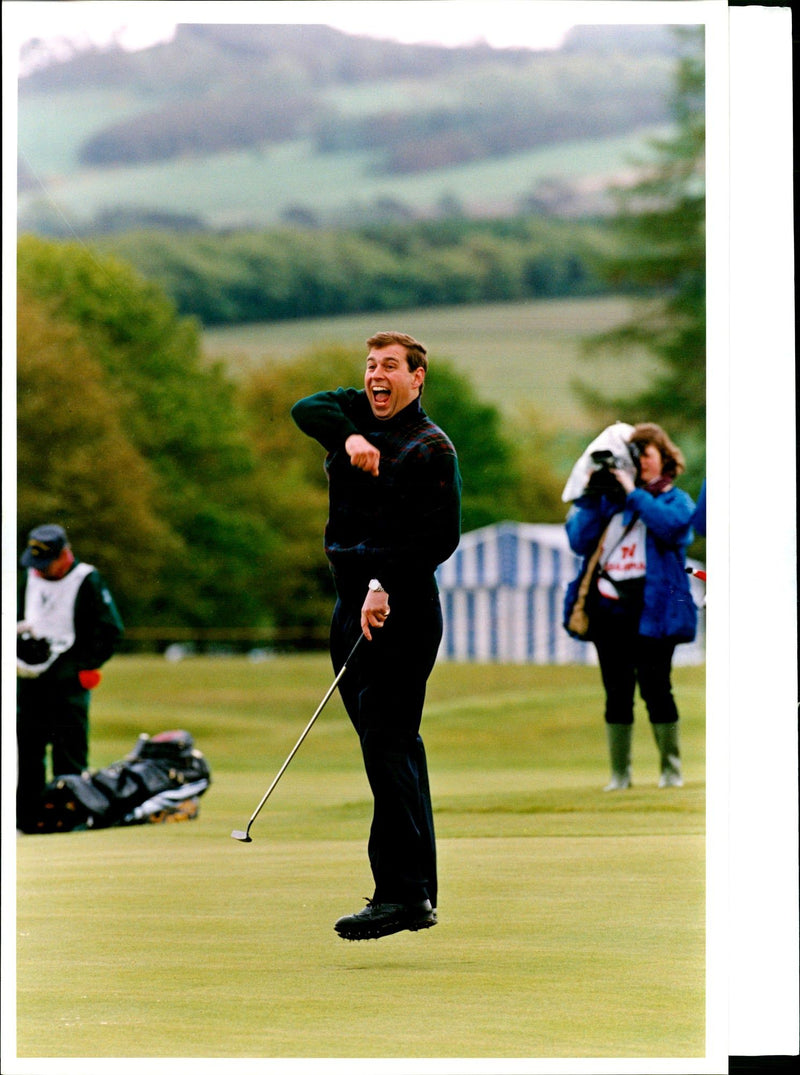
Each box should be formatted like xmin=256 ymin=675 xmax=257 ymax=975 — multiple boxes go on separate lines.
xmin=334 ymin=898 xmax=437 ymax=941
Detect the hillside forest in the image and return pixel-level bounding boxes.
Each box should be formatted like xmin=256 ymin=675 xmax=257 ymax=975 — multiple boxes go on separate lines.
xmin=18 ymin=22 xmax=684 ymax=233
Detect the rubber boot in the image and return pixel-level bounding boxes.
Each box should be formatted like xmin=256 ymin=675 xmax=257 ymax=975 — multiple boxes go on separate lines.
xmin=603 ymin=723 xmax=632 ymax=791
xmin=652 ymin=721 xmax=683 ymax=787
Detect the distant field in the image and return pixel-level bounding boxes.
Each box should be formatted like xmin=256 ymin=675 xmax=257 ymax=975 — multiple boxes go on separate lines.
xmin=204 ymin=294 xmax=662 ymax=430
xmin=17 ymin=88 xmax=150 ymax=175
xmin=17 ymin=119 xmax=668 ymax=230
xmin=16 ymin=654 xmax=706 ymax=1060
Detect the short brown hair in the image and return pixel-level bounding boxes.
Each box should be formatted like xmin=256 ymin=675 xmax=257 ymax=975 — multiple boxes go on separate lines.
xmin=629 ymin=423 xmax=685 ymax=478
xmin=366 ymin=331 xmax=428 ymax=374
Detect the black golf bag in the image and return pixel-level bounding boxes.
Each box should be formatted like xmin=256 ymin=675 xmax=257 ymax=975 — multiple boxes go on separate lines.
xmin=33 ymin=729 xmax=211 ymax=833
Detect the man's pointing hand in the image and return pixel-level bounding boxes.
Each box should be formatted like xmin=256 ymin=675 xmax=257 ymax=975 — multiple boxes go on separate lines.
xmin=345 ymin=434 xmax=381 ymax=476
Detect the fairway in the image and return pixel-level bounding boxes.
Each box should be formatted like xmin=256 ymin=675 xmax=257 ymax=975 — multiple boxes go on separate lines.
xmin=14 ymin=655 xmax=705 ymax=1062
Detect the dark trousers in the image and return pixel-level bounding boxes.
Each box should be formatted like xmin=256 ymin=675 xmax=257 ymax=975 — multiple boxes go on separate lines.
xmin=592 ymin=601 xmax=679 ymax=726
xmin=17 ymin=677 xmax=90 ymax=830
xmin=330 ymin=590 xmax=442 ymax=908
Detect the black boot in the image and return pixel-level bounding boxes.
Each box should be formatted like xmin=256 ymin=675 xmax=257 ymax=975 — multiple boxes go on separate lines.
xmin=334 ymin=898 xmax=437 ymax=940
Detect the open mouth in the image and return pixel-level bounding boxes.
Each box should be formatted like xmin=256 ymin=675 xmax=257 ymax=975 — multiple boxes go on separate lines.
xmin=372 ymin=387 xmax=391 ymax=404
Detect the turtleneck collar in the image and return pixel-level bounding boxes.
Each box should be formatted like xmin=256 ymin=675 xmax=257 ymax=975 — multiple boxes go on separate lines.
xmin=366 ymin=394 xmax=424 ymax=430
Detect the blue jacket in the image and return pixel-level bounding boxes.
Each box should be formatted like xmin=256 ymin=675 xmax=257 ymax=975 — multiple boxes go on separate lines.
xmin=565 ymin=485 xmax=698 ymax=643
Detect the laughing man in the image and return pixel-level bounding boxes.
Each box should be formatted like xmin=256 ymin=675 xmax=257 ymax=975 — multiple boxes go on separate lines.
xmin=292 ymin=331 xmax=462 ymax=940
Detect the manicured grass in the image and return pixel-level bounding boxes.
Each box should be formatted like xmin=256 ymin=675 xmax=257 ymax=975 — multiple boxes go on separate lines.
xmin=15 ymin=655 xmax=705 ymax=1061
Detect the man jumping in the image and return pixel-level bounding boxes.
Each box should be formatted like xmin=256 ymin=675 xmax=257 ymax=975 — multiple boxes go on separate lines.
xmin=292 ymin=331 xmax=461 ymax=940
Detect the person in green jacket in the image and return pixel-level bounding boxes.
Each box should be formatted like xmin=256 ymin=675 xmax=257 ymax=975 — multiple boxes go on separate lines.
xmin=17 ymin=524 xmax=124 ymax=832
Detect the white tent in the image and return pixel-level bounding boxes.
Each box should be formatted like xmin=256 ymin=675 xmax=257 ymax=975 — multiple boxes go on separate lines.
xmin=436 ymin=521 xmax=706 ymax=665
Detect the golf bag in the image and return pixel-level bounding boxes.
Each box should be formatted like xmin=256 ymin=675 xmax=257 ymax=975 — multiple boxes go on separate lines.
xmin=33 ymin=729 xmax=211 ymax=833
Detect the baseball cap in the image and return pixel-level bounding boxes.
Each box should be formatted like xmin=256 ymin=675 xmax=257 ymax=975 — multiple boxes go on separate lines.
xmin=21 ymin=524 xmax=68 ymax=569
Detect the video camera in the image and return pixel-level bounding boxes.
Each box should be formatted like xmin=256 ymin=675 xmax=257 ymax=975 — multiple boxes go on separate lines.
xmin=589 ymin=449 xmax=622 ymax=470
xmin=590 ymin=441 xmax=641 ymax=473
xmin=585 ymin=442 xmax=641 ymax=496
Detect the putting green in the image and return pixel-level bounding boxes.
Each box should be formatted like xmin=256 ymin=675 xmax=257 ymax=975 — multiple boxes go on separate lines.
xmin=14 ymin=656 xmax=705 ymax=1060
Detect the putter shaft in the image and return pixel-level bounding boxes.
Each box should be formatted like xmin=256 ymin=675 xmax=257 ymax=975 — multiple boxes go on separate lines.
xmin=230 ymin=633 xmax=364 ymax=843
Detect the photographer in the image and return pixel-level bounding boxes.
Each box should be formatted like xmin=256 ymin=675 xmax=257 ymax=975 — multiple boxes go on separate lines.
xmin=17 ymin=524 xmax=124 ymax=832
xmin=564 ymin=424 xmax=697 ymax=790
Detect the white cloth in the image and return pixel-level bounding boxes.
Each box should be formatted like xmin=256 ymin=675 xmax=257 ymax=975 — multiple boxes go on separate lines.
xmin=561 ymin=422 xmax=636 ymax=502
xmin=597 ymin=514 xmax=647 ymax=599
xmin=18 ymin=562 xmax=94 ymax=675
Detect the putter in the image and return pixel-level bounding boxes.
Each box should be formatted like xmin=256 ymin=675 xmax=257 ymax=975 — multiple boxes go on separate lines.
xmin=231 ymin=633 xmax=364 ymax=843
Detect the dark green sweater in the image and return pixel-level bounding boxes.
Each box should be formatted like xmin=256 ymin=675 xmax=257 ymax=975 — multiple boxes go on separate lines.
xmin=292 ymin=389 xmax=461 ymax=601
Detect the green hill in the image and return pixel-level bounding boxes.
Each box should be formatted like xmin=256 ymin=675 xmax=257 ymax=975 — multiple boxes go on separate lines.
xmin=17 ymin=22 xmax=682 ymax=234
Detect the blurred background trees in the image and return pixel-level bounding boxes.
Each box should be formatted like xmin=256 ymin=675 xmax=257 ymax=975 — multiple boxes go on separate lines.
xmin=15 ymin=24 xmax=705 ymax=641
xmin=17 ymin=236 xmax=275 ymax=629
xmin=17 ymin=239 xmax=557 ymax=636
xmin=577 ymin=26 xmax=706 ymax=495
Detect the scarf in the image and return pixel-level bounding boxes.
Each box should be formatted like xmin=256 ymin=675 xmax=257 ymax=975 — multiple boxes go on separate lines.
xmin=642 ymin=476 xmax=673 ymax=497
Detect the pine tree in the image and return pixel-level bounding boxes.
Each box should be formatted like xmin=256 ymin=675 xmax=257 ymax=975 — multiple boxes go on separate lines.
xmin=581 ymin=26 xmax=705 ymax=489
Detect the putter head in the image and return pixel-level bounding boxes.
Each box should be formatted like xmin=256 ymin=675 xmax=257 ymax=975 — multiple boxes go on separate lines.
xmin=231 ymin=830 xmax=252 ymax=843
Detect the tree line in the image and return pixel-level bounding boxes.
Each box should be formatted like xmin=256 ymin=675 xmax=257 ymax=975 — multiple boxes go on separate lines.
xmin=315 ymin=57 xmax=671 ymax=174
xmin=97 ymin=217 xmax=617 ymax=326
xmin=78 ymin=52 xmax=672 ymax=173
xmin=21 ymin=22 xmax=675 ymax=173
